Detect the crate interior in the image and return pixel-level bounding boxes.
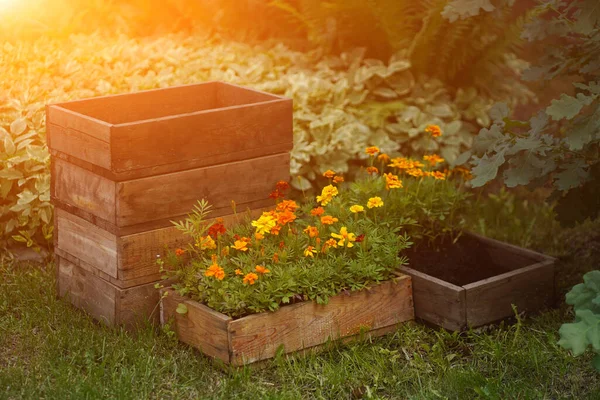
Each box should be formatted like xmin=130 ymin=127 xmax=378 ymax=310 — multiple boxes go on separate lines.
xmin=58 ymin=82 xmax=279 ymax=125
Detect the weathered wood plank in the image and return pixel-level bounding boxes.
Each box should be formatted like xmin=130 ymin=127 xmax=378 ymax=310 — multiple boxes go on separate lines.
xmin=160 ymin=288 xmax=232 ymax=363
xmin=111 ymin=98 xmax=292 ymax=172
xmin=216 ymin=82 xmax=283 ymax=107
xmin=400 ymin=267 xmax=466 ymax=331
xmin=56 ymin=208 xmax=118 ymax=278
xmin=464 ymin=260 xmax=555 ymax=327
xmin=466 ymin=232 xmax=553 ymax=269
xmin=116 ymin=153 xmax=289 ymax=227
xmin=47 ymin=124 xmax=112 ymax=170
xmin=46 ymin=105 xmax=112 ymax=142
xmin=227 ymin=275 xmax=413 ymax=365
xmin=52 ymin=157 xmax=116 ymax=224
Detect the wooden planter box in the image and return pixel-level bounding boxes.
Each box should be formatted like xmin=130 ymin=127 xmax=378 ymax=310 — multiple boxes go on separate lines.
xmin=48 ymin=82 xmax=293 ymax=327
xmin=400 ymin=232 xmax=556 ymax=331
xmin=160 ymin=275 xmax=414 ymax=366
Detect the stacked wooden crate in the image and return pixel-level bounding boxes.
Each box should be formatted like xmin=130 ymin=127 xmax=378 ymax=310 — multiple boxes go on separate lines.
xmin=48 ymin=82 xmax=292 ymax=329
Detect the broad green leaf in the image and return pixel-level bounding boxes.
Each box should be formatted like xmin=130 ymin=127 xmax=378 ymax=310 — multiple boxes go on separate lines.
xmin=489 ymin=102 xmax=509 ymax=123
xmin=10 ymin=118 xmax=27 ymax=135
xmin=175 ymin=303 xmax=188 ymax=315
xmin=0 ymin=168 xmax=23 ymax=180
xmin=547 ymin=93 xmax=594 ymax=121
xmin=554 ymin=162 xmax=590 ymax=191
xmin=470 ymin=151 xmax=506 ymax=187
xmin=3 ymin=136 xmax=16 ymax=156
xmin=566 ymin=112 xmax=600 ymax=150
xmin=472 ymin=124 xmax=506 ymax=154
xmin=503 ymin=154 xmax=542 ymax=187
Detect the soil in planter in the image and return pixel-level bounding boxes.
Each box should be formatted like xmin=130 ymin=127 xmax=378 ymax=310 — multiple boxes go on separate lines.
xmin=405 ymin=235 xmax=513 ymax=286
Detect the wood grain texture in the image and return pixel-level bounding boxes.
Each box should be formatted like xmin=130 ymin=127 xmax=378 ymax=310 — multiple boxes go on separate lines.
xmin=111 ymin=98 xmax=292 ymax=172
xmin=161 ymin=288 xmax=231 ymax=363
xmin=116 ymin=153 xmax=290 ymax=227
xmin=56 ymin=208 xmax=118 ymax=278
xmin=464 ymin=260 xmax=555 ymax=327
xmin=399 ymin=267 xmax=467 ymax=331
xmin=47 ymin=124 xmax=111 ymax=169
xmin=47 ymin=105 xmax=111 ymax=142
xmin=52 ymin=157 xmax=116 ymax=224
xmin=57 ymin=255 xmax=160 ymax=329
xmin=227 ymin=275 xmax=413 ymax=365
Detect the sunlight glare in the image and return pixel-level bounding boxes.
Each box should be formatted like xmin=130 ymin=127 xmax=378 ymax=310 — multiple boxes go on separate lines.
xmin=0 ymin=0 xmax=18 ymax=11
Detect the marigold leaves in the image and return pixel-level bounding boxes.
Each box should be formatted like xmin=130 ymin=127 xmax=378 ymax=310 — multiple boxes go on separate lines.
xmin=546 ymin=93 xmax=594 ymax=121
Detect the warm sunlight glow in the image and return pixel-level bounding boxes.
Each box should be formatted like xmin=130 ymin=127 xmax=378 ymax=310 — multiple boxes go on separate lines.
xmin=0 ymin=0 xmax=18 ymax=10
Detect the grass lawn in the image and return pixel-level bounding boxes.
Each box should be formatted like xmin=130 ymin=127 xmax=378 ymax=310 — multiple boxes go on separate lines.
xmin=2 ymin=236 xmax=600 ymax=400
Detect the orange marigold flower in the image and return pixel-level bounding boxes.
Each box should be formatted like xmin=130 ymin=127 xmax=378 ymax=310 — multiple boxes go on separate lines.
xmin=423 ymin=154 xmax=445 ymax=166
xmin=235 ymin=269 xmax=244 ymax=276
xmin=272 ymin=253 xmax=279 ymax=263
xmin=431 ymin=171 xmax=446 ymax=180
xmin=324 ymin=238 xmax=338 ymax=248
xmin=279 ymin=241 xmax=285 ymax=250
xmin=453 ymin=166 xmax=473 ymax=180
xmin=207 ymin=220 xmax=226 ymax=239
xmin=255 ymin=232 xmax=265 ymax=241
xmin=333 ymin=175 xmax=344 ymax=184
xmin=384 ymin=173 xmax=403 ymax=190
xmin=276 ymin=180 xmax=290 ymax=192
xmin=355 ymin=234 xmax=365 ymax=243
xmin=406 ymin=168 xmax=425 ymax=178
xmin=366 ymin=166 xmax=379 ymax=175
xmin=304 ymin=246 xmax=318 ymax=257
xmin=255 ymin=265 xmax=270 ymax=274
xmin=205 ymin=264 xmax=225 ymax=280
xmin=303 ymin=225 xmax=319 ymax=238
xmin=310 ymin=207 xmax=325 ymax=216
xmin=365 ymin=146 xmax=380 ymax=156
xmin=320 ymin=215 xmax=339 ymax=225
xmin=221 ymin=247 xmax=230 ymax=257
xmin=175 ymin=248 xmax=185 ymax=256
xmin=276 ymin=199 xmax=298 ymax=213
xmin=243 ymin=272 xmax=259 ymax=285
xmin=377 ymin=153 xmax=391 ymax=163
xmin=425 ymin=124 xmax=442 ymax=137
xmin=367 ymin=197 xmax=384 ymax=209
xmin=323 ymin=170 xmax=336 ymax=179
xmin=231 ymin=240 xmax=249 ymax=252
xmin=270 ymin=225 xmax=282 ymax=235
xmin=277 ymin=210 xmax=297 ymax=225
xmin=269 ymin=190 xmax=284 ymax=200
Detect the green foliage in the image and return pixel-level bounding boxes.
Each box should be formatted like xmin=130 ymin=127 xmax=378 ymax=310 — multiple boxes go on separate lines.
xmin=467 ymin=0 xmax=600 ymax=225
xmin=559 ymin=271 xmax=600 ymax=372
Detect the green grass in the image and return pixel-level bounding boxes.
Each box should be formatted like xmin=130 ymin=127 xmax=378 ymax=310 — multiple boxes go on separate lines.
xmin=1 ymin=255 xmax=599 ymax=400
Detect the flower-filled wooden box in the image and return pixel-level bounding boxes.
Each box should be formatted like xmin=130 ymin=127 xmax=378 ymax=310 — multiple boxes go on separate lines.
xmin=48 ymin=82 xmax=293 ymax=328
xmin=160 ymin=275 xmax=414 ymax=366
xmin=400 ymin=232 xmax=556 ymax=331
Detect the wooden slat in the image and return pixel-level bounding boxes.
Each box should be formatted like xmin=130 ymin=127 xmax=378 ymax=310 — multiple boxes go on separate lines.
xmin=399 ymin=267 xmax=467 ymax=331
xmin=111 ymin=98 xmax=292 ymax=172
xmin=116 ymin=280 xmax=161 ymax=329
xmin=52 ymin=157 xmax=116 ymax=224
xmin=216 ymin=82 xmax=282 ymax=107
xmin=160 ymin=288 xmax=232 ymax=363
xmin=56 ymin=208 xmax=118 ymax=278
xmin=47 ymin=124 xmax=112 ymax=169
xmin=116 ymin=153 xmax=290 ymax=227
xmin=227 ymin=276 xmax=413 ymax=365
xmin=464 ymin=260 xmax=555 ymax=327
xmin=53 ymin=82 xmax=219 ymax=125
xmin=47 ymin=105 xmax=111 ymax=142
xmin=57 ymin=256 xmax=117 ymax=325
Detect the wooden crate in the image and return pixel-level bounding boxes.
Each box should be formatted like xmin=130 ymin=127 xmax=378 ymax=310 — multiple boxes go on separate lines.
xmin=57 ymin=255 xmax=160 ymax=330
xmin=400 ymin=232 xmax=556 ymax=331
xmin=47 ymin=81 xmax=293 ymax=181
xmin=160 ymin=275 xmax=414 ymax=366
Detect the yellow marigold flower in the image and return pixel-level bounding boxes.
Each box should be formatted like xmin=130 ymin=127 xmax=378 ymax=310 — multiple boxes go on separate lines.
xmin=333 ymin=175 xmax=344 ymax=184
xmin=323 ymin=170 xmax=336 ymax=179
xmin=425 ymin=124 xmax=442 ymax=137
xmin=452 ymin=166 xmax=473 ymax=180
xmin=366 ymin=166 xmax=379 ymax=175
xmin=349 ymin=205 xmax=364 ymax=213
xmin=406 ymin=168 xmax=425 ymax=178
xmin=304 ymin=246 xmax=317 ymax=257
xmin=320 ymin=215 xmax=339 ymax=225
xmin=231 ymin=240 xmax=249 ymax=252
xmin=384 ymin=173 xmax=403 ymax=190
xmin=235 ymin=269 xmax=244 ymax=276
xmin=303 ymin=225 xmax=319 ymax=238
xmin=276 ymin=199 xmax=298 ymax=213
xmin=255 ymin=265 xmax=270 ymax=275
xmin=365 ymin=146 xmax=380 ymax=156
xmin=367 ymin=197 xmax=384 ymax=209
xmin=316 ymin=184 xmax=338 ymax=206
xmin=377 ymin=153 xmax=391 ymax=163
xmin=243 ymin=272 xmax=258 ymax=285
xmin=251 ymin=212 xmax=277 ymax=235
xmin=432 ymin=171 xmax=446 ymax=180
xmin=205 ymin=264 xmax=225 ymax=280
xmin=255 ymin=232 xmax=264 ymax=241
xmin=331 ymin=226 xmax=357 ymax=248
xmin=196 ymin=235 xmax=216 ymax=250
xmin=423 ymin=154 xmax=445 ymax=166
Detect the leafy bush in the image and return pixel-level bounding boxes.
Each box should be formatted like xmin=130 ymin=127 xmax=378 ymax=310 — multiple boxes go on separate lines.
xmin=163 ymin=145 xmax=469 ymax=317
xmin=559 ymin=270 xmax=600 ymax=372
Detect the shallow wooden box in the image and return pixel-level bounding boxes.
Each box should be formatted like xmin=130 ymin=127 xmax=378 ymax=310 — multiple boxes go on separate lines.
xmin=400 ymin=233 xmax=556 ymax=331
xmin=160 ymin=275 xmax=414 ymax=366
xmin=47 ymin=81 xmax=293 ymax=181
